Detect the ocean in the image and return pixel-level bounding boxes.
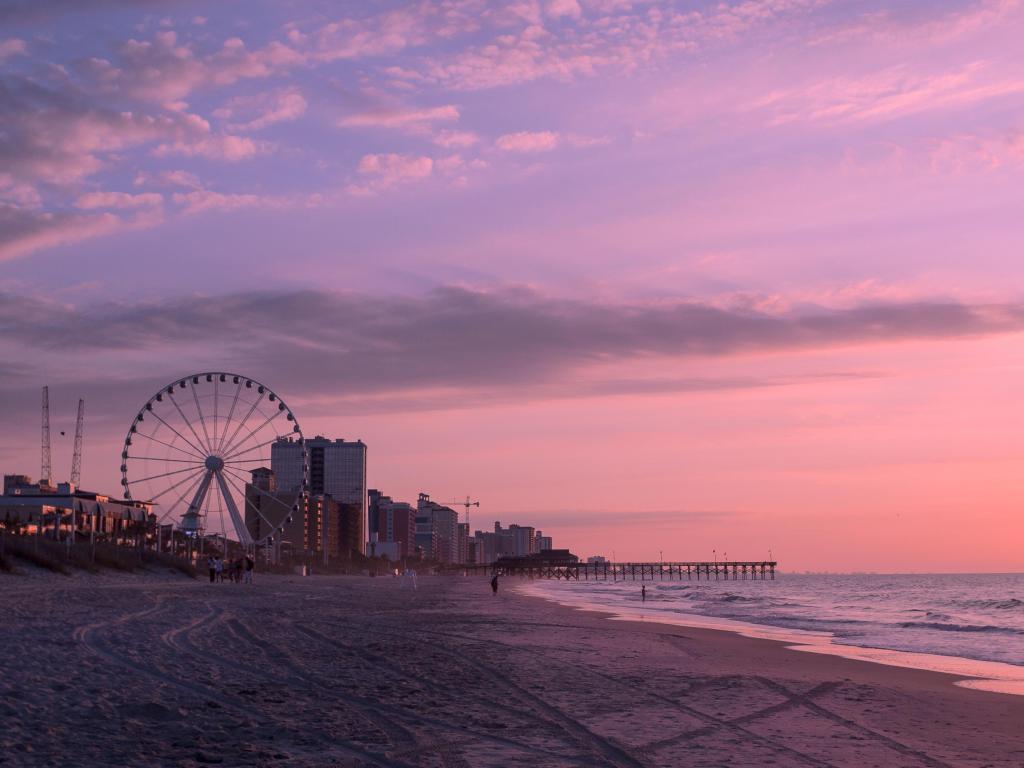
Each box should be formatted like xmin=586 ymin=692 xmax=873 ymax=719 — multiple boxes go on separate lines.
xmin=524 ymin=572 xmax=1024 ymax=693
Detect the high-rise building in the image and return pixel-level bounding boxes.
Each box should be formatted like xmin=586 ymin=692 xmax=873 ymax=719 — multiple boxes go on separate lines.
xmin=416 ymin=493 xmax=459 ymax=564
xmin=244 ymin=467 xmax=341 ymax=558
xmin=368 ymin=489 xmax=416 ymax=560
xmin=272 ymin=436 xmax=367 ymax=556
xmin=471 ymin=520 xmax=551 ymax=563
xmin=509 ymin=524 xmax=536 ymax=556
xmin=535 ymin=530 xmax=553 ymax=553
xmin=457 ymin=522 xmax=470 ymax=564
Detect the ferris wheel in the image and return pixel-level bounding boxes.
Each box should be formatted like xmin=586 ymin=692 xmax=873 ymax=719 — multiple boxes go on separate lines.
xmin=121 ymin=372 xmax=308 ymax=546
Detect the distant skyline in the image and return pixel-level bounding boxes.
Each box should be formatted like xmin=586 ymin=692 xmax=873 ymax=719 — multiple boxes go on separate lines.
xmin=2 ymin=0 xmax=1023 ymax=571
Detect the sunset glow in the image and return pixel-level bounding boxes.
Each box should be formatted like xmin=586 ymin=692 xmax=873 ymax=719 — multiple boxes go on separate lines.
xmin=2 ymin=0 xmax=1023 ymax=571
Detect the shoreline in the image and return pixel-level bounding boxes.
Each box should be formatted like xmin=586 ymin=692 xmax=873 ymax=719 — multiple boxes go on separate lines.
xmin=518 ymin=580 xmax=1024 ymax=697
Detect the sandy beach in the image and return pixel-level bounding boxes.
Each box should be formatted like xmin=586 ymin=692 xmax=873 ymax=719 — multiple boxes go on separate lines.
xmin=1 ymin=572 xmax=1022 ymax=768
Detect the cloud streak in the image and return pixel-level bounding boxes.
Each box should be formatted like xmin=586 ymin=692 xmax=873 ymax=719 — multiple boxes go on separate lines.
xmin=3 ymin=286 xmax=1022 ymax=403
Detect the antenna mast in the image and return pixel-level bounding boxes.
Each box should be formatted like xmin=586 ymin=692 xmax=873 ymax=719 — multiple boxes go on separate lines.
xmin=41 ymin=386 xmax=52 ymax=486
xmin=70 ymin=398 xmax=85 ymax=486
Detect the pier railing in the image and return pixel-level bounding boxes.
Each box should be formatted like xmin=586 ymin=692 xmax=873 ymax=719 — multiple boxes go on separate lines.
xmin=447 ymin=561 xmax=777 ymax=581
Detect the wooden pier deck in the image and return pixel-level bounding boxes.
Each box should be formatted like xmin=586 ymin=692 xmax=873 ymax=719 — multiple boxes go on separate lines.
xmin=450 ymin=561 xmax=777 ymax=580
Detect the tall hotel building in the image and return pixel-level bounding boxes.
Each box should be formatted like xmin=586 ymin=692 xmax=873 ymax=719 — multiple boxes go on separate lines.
xmin=272 ymin=436 xmax=367 ymax=556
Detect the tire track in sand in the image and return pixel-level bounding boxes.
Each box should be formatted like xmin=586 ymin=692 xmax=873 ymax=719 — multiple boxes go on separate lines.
xmin=72 ymin=592 xmax=412 ymax=768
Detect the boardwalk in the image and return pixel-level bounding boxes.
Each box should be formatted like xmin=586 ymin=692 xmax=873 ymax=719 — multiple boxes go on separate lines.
xmin=451 ymin=561 xmax=777 ymax=580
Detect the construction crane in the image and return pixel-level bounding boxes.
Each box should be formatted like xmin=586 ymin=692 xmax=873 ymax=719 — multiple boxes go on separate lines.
xmin=442 ymin=496 xmax=480 ymax=528
xmin=70 ymin=399 xmax=85 ymax=487
xmin=41 ymin=386 xmax=52 ymax=486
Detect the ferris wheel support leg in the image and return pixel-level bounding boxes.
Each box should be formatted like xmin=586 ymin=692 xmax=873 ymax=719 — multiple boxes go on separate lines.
xmin=215 ymin=471 xmax=253 ymax=548
xmin=181 ymin=471 xmax=214 ymax=535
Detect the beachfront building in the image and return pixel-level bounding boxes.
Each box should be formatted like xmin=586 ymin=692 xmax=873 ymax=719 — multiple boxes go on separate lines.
xmin=416 ymin=493 xmax=460 ymax=564
xmin=0 ymin=474 xmax=152 ymax=542
xmin=244 ymin=467 xmax=347 ymax=562
xmin=457 ymin=522 xmax=470 ymax=564
xmin=368 ymin=489 xmax=417 ymax=560
xmin=535 ymin=531 xmax=553 ymax=552
xmin=272 ymin=436 xmax=367 ymax=556
xmin=472 ymin=520 xmax=549 ymax=563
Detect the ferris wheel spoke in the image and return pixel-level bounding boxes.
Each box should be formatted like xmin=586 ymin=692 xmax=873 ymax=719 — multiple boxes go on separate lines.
xmin=189 ymin=381 xmax=214 ymax=454
xmin=146 ymin=465 xmax=207 ymax=505
xmin=220 ymin=471 xmax=278 ymax=541
xmin=221 ymin=435 xmax=285 ymax=463
xmin=147 ymin=407 xmax=209 ymax=460
xmin=133 ymin=464 xmax=209 ymax=485
xmin=220 ymin=465 xmax=296 ymax=513
xmin=152 ymin=469 xmax=207 ymax=525
xmin=132 ymin=430 xmax=207 ymax=462
xmin=218 ymin=391 xmax=265 ymax=461
xmin=199 ymin=474 xmax=212 ymax=534
xmin=217 ymin=380 xmax=244 ymax=453
xmin=215 ymin=478 xmax=227 ymax=543
xmin=127 ymin=455 xmax=206 ymax=465
xmin=167 ymin=391 xmax=212 ymax=455
xmin=212 ymin=378 xmax=219 ymax=455
xmin=218 ymin=402 xmax=282 ymax=460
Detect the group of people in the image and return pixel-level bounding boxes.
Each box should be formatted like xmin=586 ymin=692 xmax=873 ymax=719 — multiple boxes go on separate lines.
xmin=206 ymin=555 xmax=254 ymax=584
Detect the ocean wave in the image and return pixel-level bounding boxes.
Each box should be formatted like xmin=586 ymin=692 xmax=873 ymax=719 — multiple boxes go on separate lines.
xmin=898 ymin=621 xmax=1023 ymax=635
xmin=953 ymin=598 xmax=1023 ymax=611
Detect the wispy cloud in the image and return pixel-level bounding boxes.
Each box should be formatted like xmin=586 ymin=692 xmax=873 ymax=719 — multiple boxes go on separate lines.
xmin=75 ymin=191 xmax=163 ymax=210
xmin=215 ymin=86 xmax=307 ymax=132
xmin=754 ymin=61 xmax=1024 ymax=125
xmin=338 ymin=104 xmax=459 ymax=131
xmin=0 ymin=38 xmax=27 ymax=61
xmin=0 ymin=204 xmax=160 ymax=262
xmin=347 ymin=153 xmax=434 ymax=195
xmin=170 ymin=189 xmax=281 ymax=215
xmin=495 ymin=130 xmax=560 ymax=152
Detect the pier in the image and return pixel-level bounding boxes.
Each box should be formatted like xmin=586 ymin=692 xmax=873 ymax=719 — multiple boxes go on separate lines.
xmin=450 ymin=561 xmax=777 ymax=580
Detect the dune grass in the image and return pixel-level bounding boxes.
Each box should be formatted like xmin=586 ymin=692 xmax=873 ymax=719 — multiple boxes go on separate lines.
xmin=0 ymin=533 xmax=196 ymax=578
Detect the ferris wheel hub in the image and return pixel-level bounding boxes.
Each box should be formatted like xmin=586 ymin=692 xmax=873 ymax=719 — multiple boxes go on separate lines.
xmin=204 ymin=455 xmax=224 ymax=472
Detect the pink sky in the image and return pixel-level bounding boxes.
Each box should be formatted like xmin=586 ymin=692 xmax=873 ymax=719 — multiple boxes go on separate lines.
xmin=1 ymin=0 xmax=1023 ymax=571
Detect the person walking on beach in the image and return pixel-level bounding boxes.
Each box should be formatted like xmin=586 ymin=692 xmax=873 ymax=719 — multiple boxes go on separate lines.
xmin=234 ymin=558 xmax=244 ymax=583
xmin=207 ymin=556 xmax=216 ymax=583
xmin=215 ymin=557 xmax=224 ymax=582
xmin=400 ymin=568 xmax=417 ymax=590
xmin=641 ymin=585 xmax=646 ymax=602
xmin=491 ymin=574 xmax=499 ymax=594
xmin=244 ymin=555 xmax=254 ymax=584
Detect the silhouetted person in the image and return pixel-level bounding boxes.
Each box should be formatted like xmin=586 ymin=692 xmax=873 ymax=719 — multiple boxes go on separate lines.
xmin=207 ymin=556 xmax=216 ymax=583
xmin=641 ymin=585 xmax=646 ymax=602
xmin=491 ymin=574 xmax=499 ymax=594
xmin=244 ymin=555 xmax=254 ymax=584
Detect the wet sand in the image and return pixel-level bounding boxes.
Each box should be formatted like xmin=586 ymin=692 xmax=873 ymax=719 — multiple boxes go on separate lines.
xmin=1 ymin=572 xmax=1022 ymax=767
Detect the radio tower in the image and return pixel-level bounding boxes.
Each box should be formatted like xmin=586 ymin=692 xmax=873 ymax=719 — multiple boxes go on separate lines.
xmin=40 ymin=386 xmax=52 ymax=487
xmin=70 ymin=398 xmax=85 ymax=486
